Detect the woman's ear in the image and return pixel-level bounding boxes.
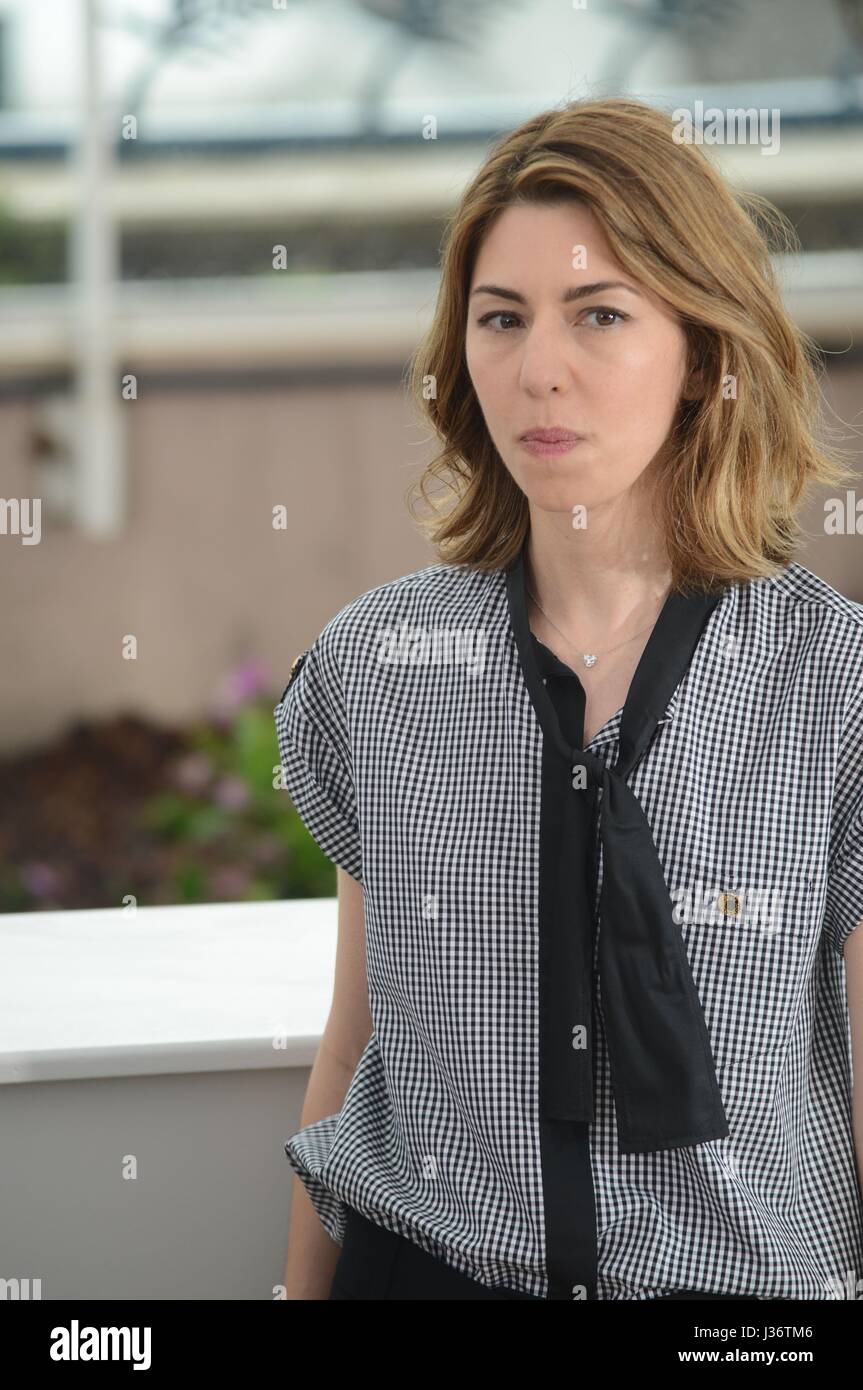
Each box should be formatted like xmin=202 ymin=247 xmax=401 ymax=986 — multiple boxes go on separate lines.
xmin=680 ymin=362 xmax=706 ymax=402
xmin=678 ymin=324 xmax=708 ymax=402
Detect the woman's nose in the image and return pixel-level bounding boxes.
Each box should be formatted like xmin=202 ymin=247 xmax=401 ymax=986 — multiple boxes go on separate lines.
xmin=517 ymin=323 xmax=574 ymax=394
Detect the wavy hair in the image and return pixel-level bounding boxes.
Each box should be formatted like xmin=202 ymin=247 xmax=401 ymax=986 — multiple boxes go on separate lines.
xmin=404 ymin=96 xmax=856 ymax=590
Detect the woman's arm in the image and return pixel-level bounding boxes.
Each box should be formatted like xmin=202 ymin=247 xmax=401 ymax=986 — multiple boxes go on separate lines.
xmin=282 ymin=866 xmax=373 ymax=1299
xmin=846 ymin=923 xmax=863 ymax=1198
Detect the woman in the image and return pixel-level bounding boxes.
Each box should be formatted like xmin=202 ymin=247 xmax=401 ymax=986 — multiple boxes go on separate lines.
xmin=276 ymin=97 xmax=863 ymax=1300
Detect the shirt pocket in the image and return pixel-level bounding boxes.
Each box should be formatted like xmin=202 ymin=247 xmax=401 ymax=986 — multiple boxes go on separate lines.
xmin=673 ymin=872 xmax=816 ymax=1065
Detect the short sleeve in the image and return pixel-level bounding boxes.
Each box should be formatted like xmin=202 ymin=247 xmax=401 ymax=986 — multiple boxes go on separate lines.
xmin=822 ymin=663 xmax=863 ymax=957
xmin=283 ymin=1114 xmax=347 ymax=1247
xmin=273 ymin=629 xmax=363 ymax=885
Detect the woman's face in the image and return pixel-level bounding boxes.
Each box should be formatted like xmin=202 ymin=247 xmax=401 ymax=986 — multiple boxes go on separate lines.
xmin=464 ymin=200 xmax=692 ymax=518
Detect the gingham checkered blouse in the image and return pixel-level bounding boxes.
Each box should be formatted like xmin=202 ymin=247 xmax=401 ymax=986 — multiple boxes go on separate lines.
xmin=274 ymin=546 xmax=863 ymax=1300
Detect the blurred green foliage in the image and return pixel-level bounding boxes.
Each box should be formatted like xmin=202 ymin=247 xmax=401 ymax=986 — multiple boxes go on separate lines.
xmin=139 ymin=698 xmax=339 ymax=904
xmin=0 ymin=200 xmax=66 ymax=284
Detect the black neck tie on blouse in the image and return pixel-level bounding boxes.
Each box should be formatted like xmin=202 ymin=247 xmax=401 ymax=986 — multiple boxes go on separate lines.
xmin=506 ymin=540 xmax=730 ymax=1155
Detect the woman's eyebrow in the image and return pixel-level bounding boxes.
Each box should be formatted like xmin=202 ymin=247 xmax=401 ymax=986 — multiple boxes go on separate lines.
xmin=469 ymin=280 xmax=643 ymax=304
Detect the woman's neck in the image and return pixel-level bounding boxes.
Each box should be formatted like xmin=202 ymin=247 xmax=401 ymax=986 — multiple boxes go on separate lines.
xmin=524 ymin=510 xmax=673 ymax=643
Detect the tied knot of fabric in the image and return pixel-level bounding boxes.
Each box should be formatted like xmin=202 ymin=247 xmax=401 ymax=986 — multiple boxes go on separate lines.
xmin=544 ymin=730 xmax=730 ymax=1153
xmin=542 ymin=727 xmax=730 ymax=1155
xmin=572 ymin=748 xmax=605 ymax=788
xmin=505 ymin=546 xmax=732 ymax=1156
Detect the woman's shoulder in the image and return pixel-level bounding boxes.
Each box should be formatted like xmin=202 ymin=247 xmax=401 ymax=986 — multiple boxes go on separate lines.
xmin=737 ymin=560 xmax=863 ymax=654
xmin=311 ymin=559 xmax=506 ymax=665
xmin=729 ymin=563 xmax=863 ymax=728
xmin=278 ymin=559 xmax=504 ymax=706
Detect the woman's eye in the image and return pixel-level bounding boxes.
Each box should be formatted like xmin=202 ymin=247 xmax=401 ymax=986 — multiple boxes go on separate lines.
xmin=582 ymin=307 xmax=628 ymax=328
xmin=476 ymin=307 xmax=629 ymax=331
xmin=477 ymin=311 xmax=522 ymax=331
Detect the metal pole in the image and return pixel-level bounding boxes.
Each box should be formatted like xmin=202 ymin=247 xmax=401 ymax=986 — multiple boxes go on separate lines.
xmin=70 ymin=0 xmax=124 ymax=535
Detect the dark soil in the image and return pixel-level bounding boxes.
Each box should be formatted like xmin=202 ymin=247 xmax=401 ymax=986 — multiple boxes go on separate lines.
xmin=0 ymin=715 xmax=188 ymax=912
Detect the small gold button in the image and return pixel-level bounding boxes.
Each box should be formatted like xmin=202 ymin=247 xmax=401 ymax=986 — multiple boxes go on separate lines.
xmin=718 ymin=890 xmax=741 ymax=917
xmin=279 ymin=648 xmax=309 ymax=702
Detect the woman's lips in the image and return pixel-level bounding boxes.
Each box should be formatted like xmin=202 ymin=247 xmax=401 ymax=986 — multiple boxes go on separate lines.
xmin=519 ymin=434 xmax=585 ymax=457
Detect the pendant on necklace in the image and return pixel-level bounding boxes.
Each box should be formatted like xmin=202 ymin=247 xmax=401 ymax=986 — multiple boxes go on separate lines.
xmin=583 ymin=653 xmax=597 ymax=668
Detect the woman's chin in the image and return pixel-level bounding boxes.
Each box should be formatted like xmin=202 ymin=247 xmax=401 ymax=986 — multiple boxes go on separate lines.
xmin=517 ymin=477 xmax=598 ymax=517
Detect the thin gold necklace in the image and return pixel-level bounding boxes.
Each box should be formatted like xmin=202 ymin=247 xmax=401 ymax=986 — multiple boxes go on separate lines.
xmin=526 ymin=585 xmax=661 ymax=669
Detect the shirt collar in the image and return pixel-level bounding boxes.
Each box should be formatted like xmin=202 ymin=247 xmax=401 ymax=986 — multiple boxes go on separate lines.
xmin=505 ymin=533 xmax=734 ymax=768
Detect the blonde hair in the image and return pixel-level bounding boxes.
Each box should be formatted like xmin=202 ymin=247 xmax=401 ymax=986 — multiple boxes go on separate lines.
xmin=404 ymin=96 xmax=856 ymax=591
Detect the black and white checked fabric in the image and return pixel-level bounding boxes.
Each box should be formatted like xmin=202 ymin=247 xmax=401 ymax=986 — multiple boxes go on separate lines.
xmin=274 ymin=556 xmax=863 ymax=1300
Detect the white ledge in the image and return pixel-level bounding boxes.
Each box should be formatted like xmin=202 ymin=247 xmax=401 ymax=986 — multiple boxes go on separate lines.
xmin=0 ymin=898 xmax=336 ymax=1084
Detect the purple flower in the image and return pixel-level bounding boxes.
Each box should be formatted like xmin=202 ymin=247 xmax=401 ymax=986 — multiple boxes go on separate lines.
xmin=21 ymin=862 xmax=62 ymax=899
xmin=211 ymin=865 xmax=251 ymax=899
xmin=171 ymin=752 xmax=213 ymax=794
xmin=213 ymin=659 xmax=272 ymax=720
xmin=212 ymin=775 xmax=249 ymax=811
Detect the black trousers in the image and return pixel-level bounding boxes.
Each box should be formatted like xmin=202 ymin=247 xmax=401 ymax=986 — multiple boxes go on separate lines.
xmin=328 ymin=1206 xmax=757 ymax=1301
